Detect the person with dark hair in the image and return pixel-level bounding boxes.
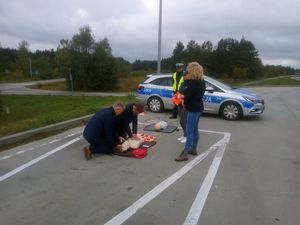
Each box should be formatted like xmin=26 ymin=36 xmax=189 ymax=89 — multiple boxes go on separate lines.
xmin=169 ymin=63 xmax=185 ymax=119
xmin=83 ymin=102 xmax=126 ymax=160
xmin=115 ymin=103 xmax=145 ymax=140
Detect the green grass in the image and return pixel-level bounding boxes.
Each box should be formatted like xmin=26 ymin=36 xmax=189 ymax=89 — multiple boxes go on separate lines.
xmin=0 ymin=95 xmax=135 ymax=137
xmin=245 ymin=76 xmax=300 ymax=86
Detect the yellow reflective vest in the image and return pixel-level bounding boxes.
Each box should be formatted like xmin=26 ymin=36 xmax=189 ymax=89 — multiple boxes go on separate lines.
xmin=172 ymin=72 xmax=184 ymax=92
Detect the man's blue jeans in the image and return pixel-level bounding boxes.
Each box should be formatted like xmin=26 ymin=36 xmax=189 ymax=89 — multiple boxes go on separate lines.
xmin=183 ymin=111 xmax=202 ymax=153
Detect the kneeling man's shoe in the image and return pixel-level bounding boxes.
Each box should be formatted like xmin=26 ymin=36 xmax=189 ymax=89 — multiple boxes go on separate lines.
xmin=84 ymin=146 xmax=92 ymax=160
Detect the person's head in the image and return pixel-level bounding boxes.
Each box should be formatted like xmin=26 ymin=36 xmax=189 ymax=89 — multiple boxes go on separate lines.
xmin=182 ymin=68 xmax=188 ymax=78
xmin=113 ymin=102 xmax=125 ymax=115
xmin=175 ymin=63 xmax=184 ymax=72
xmin=186 ymin=62 xmax=204 ymax=80
xmin=132 ymin=103 xmax=144 ymax=115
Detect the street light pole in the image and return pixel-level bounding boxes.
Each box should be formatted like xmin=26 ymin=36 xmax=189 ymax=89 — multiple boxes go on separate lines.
xmin=157 ymin=0 xmax=162 ymax=75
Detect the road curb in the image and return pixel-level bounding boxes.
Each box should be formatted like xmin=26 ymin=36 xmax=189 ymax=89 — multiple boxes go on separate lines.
xmin=0 ymin=114 xmax=93 ymax=147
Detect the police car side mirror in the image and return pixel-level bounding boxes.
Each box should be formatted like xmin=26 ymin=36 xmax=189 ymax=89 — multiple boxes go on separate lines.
xmin=206 ymin=86 xmax=214 ymax=93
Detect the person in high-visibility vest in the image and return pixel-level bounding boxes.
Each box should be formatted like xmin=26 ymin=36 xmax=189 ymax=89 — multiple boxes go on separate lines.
xmin=169 ymin=63 xmax=185 ymax=119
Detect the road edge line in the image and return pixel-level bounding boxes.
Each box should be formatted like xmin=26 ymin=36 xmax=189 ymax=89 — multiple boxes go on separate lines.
xmin=0 ymin=137 xmax=80 ymax=182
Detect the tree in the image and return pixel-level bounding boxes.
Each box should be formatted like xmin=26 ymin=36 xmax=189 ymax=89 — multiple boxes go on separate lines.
xmin=0 ymin=47 xmax=17 ymax=72
xmin=208 ymin=37 xmax=263 ymax=79
xmin=71 ymin=26 xmax=95 ymax=54
xmin=16 ymin=40 xmax=30 ymax=76
xmin=184 ymin=40 xmax=202 ymax=63
xmin=237 ymin=37 xmax=262 ymax=78
xmin=172 ymin=41 xmax=185 ymax=66
xmin=55 ymin=39 xmax=72 ymax=77
xmin=232 ymin=67 xmax=250 ymax=80
xmin=55 ymin=25 xmax=119 ymax=91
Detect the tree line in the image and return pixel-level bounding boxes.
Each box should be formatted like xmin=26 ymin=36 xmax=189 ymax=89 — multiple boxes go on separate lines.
xmin=133 ymin=38 xmax=298 ymax=79
xmin=0 ymin=25 xmax=298 ymax=91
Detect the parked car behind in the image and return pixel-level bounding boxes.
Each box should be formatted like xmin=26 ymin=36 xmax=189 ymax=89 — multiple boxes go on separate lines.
xmin=136 ymin=74 xmax=265 ymax=120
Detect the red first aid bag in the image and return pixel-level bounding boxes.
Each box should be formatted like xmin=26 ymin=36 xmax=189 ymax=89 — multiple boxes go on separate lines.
xmin=171 ymin=92 xmax=184 ymax=106
xmin=131 ymin=148 xmax=147 ymax=159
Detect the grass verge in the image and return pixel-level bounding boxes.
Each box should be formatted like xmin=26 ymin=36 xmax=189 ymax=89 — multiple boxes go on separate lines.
xmin=0 ymin=95 xmax=135 ymax=137
xmin=244 ymin=76 xmax=300 ymax=86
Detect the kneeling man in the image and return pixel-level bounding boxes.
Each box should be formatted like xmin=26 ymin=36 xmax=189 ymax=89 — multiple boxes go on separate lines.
xmin=83 ymin=102 xmax=126 ymax=160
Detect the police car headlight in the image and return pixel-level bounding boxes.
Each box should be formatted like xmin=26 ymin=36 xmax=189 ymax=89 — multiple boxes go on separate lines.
xmin=243 ymin=96 xmax=258 ymax=104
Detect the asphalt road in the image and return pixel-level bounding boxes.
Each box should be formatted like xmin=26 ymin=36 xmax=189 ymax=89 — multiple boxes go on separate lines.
xmin=0 ymin=86 xmax=299 ymax=225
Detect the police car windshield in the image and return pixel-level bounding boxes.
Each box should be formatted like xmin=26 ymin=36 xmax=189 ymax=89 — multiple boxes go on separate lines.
xmin=205 ymin=76 xmax=232 ymax=90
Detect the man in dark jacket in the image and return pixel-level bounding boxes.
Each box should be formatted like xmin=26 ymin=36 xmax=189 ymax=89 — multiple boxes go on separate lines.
xmin=83 ymin=102 xmax=125 ymax=160
xmin=115 ymin=103 xmax=144 ymax=139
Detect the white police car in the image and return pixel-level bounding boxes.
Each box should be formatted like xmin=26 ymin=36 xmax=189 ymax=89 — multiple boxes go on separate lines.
xmin=136 ymin=74 xmax=265 ymax=120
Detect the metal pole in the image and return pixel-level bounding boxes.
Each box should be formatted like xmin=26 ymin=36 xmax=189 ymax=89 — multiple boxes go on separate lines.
xmin=157 ymin=0 xmax=162 ymax=75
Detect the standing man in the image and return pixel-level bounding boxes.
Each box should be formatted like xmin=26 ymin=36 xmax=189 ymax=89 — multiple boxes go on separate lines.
xmin=83 ymin=102 xmax=125 ymax=160
xmin=115 ymin=103 xmax=144 ymax=139
xmin=169 ymin=63 xmax=185 ymax=119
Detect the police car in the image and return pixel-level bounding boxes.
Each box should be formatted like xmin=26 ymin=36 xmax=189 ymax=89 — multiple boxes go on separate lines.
xmin=136 ymin=74 xmax=265 ymax=120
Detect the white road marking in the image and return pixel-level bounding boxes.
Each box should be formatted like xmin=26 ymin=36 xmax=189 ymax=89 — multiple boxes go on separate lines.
xmin=0 ymin=131 xmax=82 ymax=161
xmin=16 ymin=150 xmax=25 ymax=154
xmin=0 ymin=137 xmax=80 ymax=182
xmin=104 ymin=130 xmax=231 ymax=225
xmin=183 ymin=132 xmax=231 ymax=225
xmin=48 ymin=139 xmax=58 ymax=144
xmin=1 ymin=155 xmax=12 ymax=160
xmin=0 ymin=121 xmax=154 ymax=161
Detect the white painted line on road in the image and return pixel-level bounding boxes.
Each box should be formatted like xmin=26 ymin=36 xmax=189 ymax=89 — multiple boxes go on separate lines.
xmin=0 ymin=131 xmax=82 ymax=161
xmin=16 ymin=150 xmax=25 ymax=154
xmin=183 ymin=132 xmax=231 ymax=225
xmin=49 ymin=139 xmax=59 ymax=144
xmin=104 ymin=130 xmax=231 ymax=225
xmin=0 ymin=137 xmax=80 ymax=182
xmin=1 ymin=155 xmax=12 ymax=160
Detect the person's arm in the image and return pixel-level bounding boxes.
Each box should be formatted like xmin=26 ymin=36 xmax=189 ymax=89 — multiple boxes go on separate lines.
xmin=132 ymin=115 xmax=138 ymax=135
xmin=124 ymin=117 xmax=133 ymax=138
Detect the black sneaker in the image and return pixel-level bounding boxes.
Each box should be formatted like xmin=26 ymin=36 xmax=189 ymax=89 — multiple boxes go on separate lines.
xmin=169 ymin=115 xmax=177 ymax=119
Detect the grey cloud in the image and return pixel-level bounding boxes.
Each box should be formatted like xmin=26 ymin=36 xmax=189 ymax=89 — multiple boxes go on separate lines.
xmin=0 ymin=0 xmax=299 ymax=68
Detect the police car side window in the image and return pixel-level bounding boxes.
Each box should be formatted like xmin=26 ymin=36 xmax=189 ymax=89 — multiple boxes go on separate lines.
xmin=206 ymin=81 xmax=223 ymax=92
xmin=151 ymin=77 xmax=172 ymax=86
xmin=166 ymin=77 xmax=173 ymax=87
xmin=150 ymin=78 xmax=163 ymax=85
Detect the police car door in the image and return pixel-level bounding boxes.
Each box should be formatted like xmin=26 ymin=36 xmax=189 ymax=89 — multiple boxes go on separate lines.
xmin=203 ymin=81 xmax=222 ymax=113
xmin=151 ymin=77 xmax=173 ymax=105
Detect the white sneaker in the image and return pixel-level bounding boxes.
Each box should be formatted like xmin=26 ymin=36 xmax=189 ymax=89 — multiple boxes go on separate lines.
xmin=177 ymin=136 xmax=184 ymax=141
xmin=180 ymin=137 xmax=187 ymax=143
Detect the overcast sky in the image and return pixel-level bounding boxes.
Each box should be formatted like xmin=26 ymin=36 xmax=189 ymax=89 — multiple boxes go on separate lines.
xmin=0 ymin=0 xmax=299 ymax=68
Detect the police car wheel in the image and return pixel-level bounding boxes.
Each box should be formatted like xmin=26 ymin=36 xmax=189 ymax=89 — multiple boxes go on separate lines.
xmin=148 ymin=97 xmax=163 ymax=112
xmin=221 ymin=102 xmax=242 ymax=120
